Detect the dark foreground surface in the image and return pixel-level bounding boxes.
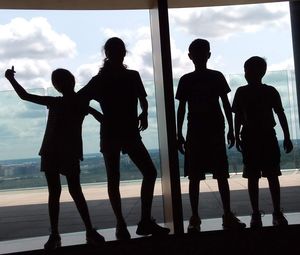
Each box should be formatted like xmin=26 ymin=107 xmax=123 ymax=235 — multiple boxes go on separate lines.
xmin=7 ymin=224 xmax=300 ymax=255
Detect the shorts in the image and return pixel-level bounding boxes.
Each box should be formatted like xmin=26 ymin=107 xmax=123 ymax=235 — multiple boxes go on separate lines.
xmin=184 ymin=128 xmax=229 ymax=181
xmin=40 ymin=155 xmax=81 ymax=176
xmin=241 ymin=128 xmax=281 ymax=179
xmin=100 ymin=135 xmax=143 ymax=155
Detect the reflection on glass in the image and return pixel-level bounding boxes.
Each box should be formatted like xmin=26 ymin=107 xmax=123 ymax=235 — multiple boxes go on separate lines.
xmin=0 ymin=70 xmax=298 ymax=190
xmin=228 ymin=70 xmax=300 ymax=172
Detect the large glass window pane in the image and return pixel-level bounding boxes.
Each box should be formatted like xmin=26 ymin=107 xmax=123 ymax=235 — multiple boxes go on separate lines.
xmin=0 ymin=89 xmax=46 ymax=189
xmin=170 ymin=1 xmax=300 ymax=228
xmin=0 ymin=9 xmax=162 ymax=244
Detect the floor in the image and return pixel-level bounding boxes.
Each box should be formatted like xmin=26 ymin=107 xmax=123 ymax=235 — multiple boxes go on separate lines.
xmin=1 ymin=213 xmax=300 ymax=255
xmin=0 ymin=170 xmax=299 ymax=254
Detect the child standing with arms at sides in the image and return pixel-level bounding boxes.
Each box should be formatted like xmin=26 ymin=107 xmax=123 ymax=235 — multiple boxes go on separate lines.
xmin=232 ymin=56 xmax=293 ymax=228
xmin=176 ymin=39 xmax=246 ymax=232
xmin=5 ymin=67 xmax=105 ymax=250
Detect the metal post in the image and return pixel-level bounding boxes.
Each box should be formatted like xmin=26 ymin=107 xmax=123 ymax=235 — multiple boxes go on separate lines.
xmin=149 ymin=0 xmax=184 ymax=234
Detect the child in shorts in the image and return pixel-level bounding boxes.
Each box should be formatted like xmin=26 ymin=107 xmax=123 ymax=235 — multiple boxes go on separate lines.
xmin=232 ymin=56 xmax=293 ymax=228
xmin=176 ymin=39 xmax=246 ymax=232
xmin=5 ymin=66 xmax=105 ymax=250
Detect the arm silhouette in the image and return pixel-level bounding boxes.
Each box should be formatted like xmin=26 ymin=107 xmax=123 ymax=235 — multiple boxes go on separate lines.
xmin=234 ymin=112 xmax=243 ymax=152
xmin=277 ymin=111 xmax=293 ymax=153
xmin=221 ymin=94 xmax=235 ymax=149
xmin=138 ymin=96 xmax=148 ymax=131
xmin=5 ymin=67 xmax=53 ymax=106
xmin=176 ymin=100 xmax=186 ymax=154
xmin=88 ymin=106 xmax=104 ymax=124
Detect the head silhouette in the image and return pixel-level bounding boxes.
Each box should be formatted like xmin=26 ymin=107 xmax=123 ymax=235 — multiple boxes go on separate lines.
xmin=244 ymin=56 xmax=267 ymax=84
xmin=188 ymin=39 xmax=211 ymax=67
xmin=104 ymin=37 xmax=127 ymax=66
xmin=51 ymin=68 xmax=75 ymax=95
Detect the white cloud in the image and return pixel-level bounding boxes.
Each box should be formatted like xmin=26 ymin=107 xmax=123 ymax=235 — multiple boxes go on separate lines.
xmin=99 ymin=26 xmax=154 ymax=80
xmin=76 ymin=62 xmax=102 ymax=86
xmin=268 ymin=58 xmax=295 ymax=71
xmin=0 ymin=17 xmax=78 ymax=91
xmin=169 ymin=2 xmax=289 ymax=39
xmin=0 ymin=59 xmax=52 ymax=91
xmin=0 ymin=17 xmax=76 ymax=59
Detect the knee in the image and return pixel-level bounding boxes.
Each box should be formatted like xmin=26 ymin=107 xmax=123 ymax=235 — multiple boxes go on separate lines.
xmin=49 ymin=186 xmax=61 ymax=200
xmin=143 ymin=167 xmax=157 ymax=182
xmin=68 ymin=185 xmax=83 ymax=198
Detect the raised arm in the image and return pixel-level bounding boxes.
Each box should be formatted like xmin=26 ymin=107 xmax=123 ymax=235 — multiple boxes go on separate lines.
xmin=138 ymin=96 xmax=148 ymax=131
xmin=221 ymin=94 xmax=235 ymax=148
xmin=177 ymin=100 xmax=186 ymax=154
xmin=5 ymin=67 xmax=53 ymax=106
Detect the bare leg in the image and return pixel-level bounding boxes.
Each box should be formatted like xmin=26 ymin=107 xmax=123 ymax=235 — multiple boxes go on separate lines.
xmin=45 ymin=172 xmax=61 ymax=234
xmin=189 ymin=178 xmax=200 ymax=218
xmin=103 ymin=152 xmax=126 ymax=225
xmin=127 ymin=142 xmax=157 ymax=221
xmin=217 ymin=177 xmax=231 ymax=214
xmin=267 ymin=175 xmax=281 ymax=213
xmin=248 ymin=177 xmax=260 ymax=214
xmin=66 ymin=173 xmax=93 ymax=231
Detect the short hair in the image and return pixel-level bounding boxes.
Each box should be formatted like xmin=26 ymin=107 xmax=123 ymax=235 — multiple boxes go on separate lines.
xmin=244 ymin=56 xmax=267 ymax=77
xmin=188 ymin=39 xmax=210 ymax=55
xmin=51 ymin=68 xmax=75 ymax=90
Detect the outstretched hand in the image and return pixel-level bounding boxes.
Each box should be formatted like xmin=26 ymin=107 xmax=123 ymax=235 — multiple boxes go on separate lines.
xmin=5 ymin=66 xmax=16 ymax=80
xmin=284 ymin=138 xmax=293 ymax=153
xmin=138 ymin=112 xmax=148 ymax=131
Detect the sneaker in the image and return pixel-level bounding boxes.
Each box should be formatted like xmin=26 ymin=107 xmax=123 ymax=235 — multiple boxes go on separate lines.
xmin=272 ymin=211 xmax=288 ymax=227
xmin=44 ymin=233 xmax=61 ymax=250
xmin=86 ymin=229 xmax=105 ymax=246
xmin=115 ymin=223 xmax=131 ymax=240
xmin=136 ymin=218 xmax=170 ymax=236
xmin=250 ymin=212 xmax=263 ymax=229
xmin=187 ymin=215 xmax=201 ymax=233
xmin=222 ymin=212 xmax=246 ymax=230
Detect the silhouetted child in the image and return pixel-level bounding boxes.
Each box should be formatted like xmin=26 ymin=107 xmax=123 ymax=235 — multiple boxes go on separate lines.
xmin=232 ymin=56 xmax=293 ymax=228
xmin=79 ymin=37 xmax=170 ymax=240
xmin=5 ymin=67 xmax=105 ymax=250
xmin=176 ymin=39 xmax=246 ymax=232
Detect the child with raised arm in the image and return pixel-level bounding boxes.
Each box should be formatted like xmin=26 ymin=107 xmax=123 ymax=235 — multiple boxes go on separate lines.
xmin=5 ymin=67 xmax=105 ymax=250
xmin=176 ymin=38 xmax=246 ymax=232
xmin=232 ymin=56 xmax=293 ymax=228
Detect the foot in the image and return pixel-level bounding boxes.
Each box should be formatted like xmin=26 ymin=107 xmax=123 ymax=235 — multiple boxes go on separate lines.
xmin=187 ymin=215 xmax=201 ymax=233
xmin=272 ymin=211 xmax=288 ymax=227
xmin=44 ymin=233 xmax=61 ymax=251
xmin=86 ymin=229 xmax=105 ymax=246
xmin=136 ymin=218 xmax=170 ymax=236
xmin=115 ymin=223 xmax=131 ymax=240
xmin=222 ymin=212 xmax=246 ymax=230
xmin=250 ymin=212 xmax=263 ymax=229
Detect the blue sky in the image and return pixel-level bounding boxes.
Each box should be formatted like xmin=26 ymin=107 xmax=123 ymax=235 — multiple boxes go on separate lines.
xmin=0 ymin=1 xmax=297 ymax=160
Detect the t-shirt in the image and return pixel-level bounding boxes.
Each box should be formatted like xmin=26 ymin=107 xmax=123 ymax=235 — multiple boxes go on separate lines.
xmin=232 ymin=84 xmax=284 ymax=131
xmin=175 ymin=69 xmax=231 ymax=131
xmin=39 ymin=95 xmax=88 ymax=160
xmin=79 ymin=68 xmax=147 ymax=140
